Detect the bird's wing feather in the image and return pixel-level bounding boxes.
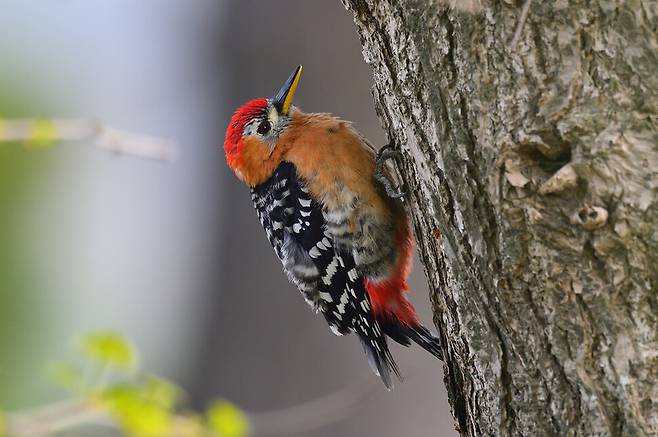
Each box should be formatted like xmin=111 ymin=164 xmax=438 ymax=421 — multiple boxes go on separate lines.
xmin=251 ymin=161 xmax=399 ymax=387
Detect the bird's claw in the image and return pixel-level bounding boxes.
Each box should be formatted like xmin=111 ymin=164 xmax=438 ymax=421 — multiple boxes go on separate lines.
xmin=375 ymin=144 xmax=406 ymax=199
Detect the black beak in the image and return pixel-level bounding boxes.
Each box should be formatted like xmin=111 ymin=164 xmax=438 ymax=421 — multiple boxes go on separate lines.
xmin=272 ymin=65 xmax=302 ymax=115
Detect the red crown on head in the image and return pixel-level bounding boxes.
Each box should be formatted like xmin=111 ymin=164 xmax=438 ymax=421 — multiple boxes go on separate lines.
xmin=224 ymin=98 xmax=268 ymax=169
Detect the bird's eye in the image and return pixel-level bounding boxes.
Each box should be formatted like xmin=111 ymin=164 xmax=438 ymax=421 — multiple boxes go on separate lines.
xmin=257 ymin=119 xmax=271 ymax=135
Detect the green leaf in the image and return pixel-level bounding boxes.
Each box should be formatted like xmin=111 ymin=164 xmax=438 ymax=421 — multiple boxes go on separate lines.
xmin=142 ymin=376 xmax=180 ymax=410
xmin=115 ymin=399 xmax=172 ymax=437
xmin=80 ymin=331 xmax=137 ymax=371
xmin=207 ymin=400 xmax=250 ymax=437
xmin=101 ymin=384 xmax=172 ymax=437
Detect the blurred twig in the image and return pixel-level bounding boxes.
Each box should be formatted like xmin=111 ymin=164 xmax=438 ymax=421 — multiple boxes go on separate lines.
xmin=4 ymin=400 xmax=112 ymax=436
xmin=248 ymin=373 xmax=382 ymax=437
xmin=509 ymin=0 xmax=532 ymax=50
xmin=3 ymin=328 xmax=433 ymax=437
xmin=4 ymin=376 xmax=381 ymax=437
xmin=0 ymin=118 xmax=176 ymax=161
xmin=246 ymin=360 xmax=439 ymax=436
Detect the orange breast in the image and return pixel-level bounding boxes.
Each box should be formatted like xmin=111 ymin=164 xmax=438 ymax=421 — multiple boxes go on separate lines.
xmin=282 ymin=112 xmax=391 ymax=220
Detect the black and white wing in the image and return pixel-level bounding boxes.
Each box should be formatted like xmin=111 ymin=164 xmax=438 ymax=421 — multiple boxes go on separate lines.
xmin=251 ymin=161 xmax=400 ymax=388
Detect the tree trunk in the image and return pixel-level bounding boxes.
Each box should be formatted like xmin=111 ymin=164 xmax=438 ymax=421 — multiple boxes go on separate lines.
xmin=341 ymin=1 xmax=657 ymax=435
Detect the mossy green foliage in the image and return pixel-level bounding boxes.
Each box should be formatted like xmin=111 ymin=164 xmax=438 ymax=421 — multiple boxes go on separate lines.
xmin=81 ymin=331 xmax=139 ymax=372
xmin=50 ymin=331 xmax=250 ymax=437
xmin=101 ymin=381 xmax=176 ymax=437
xmin=207 ymin=400 xmax=251 ymax=437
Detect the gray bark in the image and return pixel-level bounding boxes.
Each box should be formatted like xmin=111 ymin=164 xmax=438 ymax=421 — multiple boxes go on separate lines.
xmin=341 ymin=1 xmax=657 ymax=436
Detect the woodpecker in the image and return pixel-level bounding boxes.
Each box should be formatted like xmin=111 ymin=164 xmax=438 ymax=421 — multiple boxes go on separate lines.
xmin=224 ymin=66 xmax=442 ymax=388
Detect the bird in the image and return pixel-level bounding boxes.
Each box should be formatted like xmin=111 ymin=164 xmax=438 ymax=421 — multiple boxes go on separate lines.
xmin=223 ymin=65 xmax=442 ymax=388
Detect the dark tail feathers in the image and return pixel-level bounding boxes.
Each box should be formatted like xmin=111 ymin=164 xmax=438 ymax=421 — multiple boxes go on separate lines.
xmin=358 ymin=334 xmax=400 ymax=390
xmin=359 ymin=322 xmax=443 ymax=390
xmin=382 ymin=322 xmax=443 ymax=360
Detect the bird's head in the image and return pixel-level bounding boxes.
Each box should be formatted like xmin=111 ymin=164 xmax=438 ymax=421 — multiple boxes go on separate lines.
xmin=224 ymin=65 xmax=302 ymax=186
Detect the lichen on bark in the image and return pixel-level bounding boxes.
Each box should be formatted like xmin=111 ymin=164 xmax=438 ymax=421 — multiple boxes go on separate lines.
xmin=342 ymin=0 xmax=657 ymax=435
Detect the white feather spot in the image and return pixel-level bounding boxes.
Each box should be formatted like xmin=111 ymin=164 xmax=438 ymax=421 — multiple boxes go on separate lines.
xmin=336 ymin=291 xmax=350 ymax=314
xmin=309 ymin=246 xmax=321 ymax=258
xmin=299 ymin=198 xmax=311 ymax=207
xmin=329 ymin=324 xmax=342 ymax=336
xmin=322 ymin=258 xmax=339 ymax=285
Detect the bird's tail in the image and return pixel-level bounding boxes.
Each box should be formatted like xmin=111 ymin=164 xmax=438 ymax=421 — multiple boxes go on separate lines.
xmin=357 ymin=320 xmax=442 ymax=390
xmin=358 ymin=331 xmax=400 ymax=390
xmin=381 ymin=320 xmax=443 ymax=360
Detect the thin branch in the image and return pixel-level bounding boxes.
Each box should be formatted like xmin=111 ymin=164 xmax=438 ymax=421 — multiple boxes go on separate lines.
xmin=0 ymin=118 xmax=176 ymax=161
xmin=509 ymin=0 xmax=532 ymax=50
xmin=4 ymin=374 xmax=394 ymax=436
xmin=248 ymin=373 xmax=382 ymax=436
xmin=247 ymin=364 xmax=434 ymax=436
xmin=4 ymin=400 xmax=112 ymax=436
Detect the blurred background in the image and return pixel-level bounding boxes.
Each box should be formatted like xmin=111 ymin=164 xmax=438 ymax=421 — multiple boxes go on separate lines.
xmin=0 ymin=1 xmax=453 ymax=435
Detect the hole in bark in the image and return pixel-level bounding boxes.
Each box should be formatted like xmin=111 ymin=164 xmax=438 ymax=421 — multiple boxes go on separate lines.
xmin=516 ymin=125 xmax=573 ymax=175
xmin=518 ymin=146 xmax=572 ymax=174
xmin=573 ymin=205 xmax=608 ymax=230
xmin=578 ymin=207 xmax=588 ymax=222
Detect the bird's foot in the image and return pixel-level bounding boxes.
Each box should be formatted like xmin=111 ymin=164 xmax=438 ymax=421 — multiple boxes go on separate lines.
xmin=375 ymin=144 xmax=406 ymax=199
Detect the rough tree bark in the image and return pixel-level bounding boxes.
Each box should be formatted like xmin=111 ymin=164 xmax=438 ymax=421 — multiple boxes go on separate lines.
xmin=341 ymin=1 xmax=657 ymax=436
